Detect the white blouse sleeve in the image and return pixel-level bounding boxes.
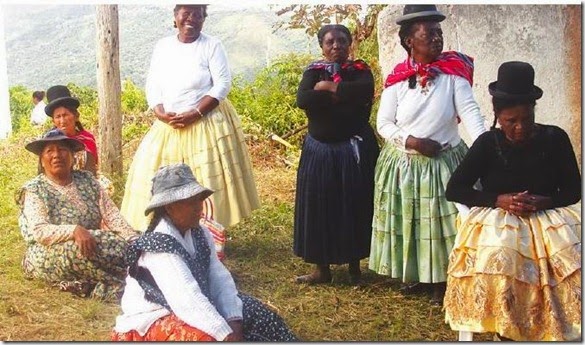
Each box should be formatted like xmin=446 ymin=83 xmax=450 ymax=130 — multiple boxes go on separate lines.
xmin=376 ymin=85 xmax=410 ymax=149
xmin=205 ymin=39 xmax=231 ymax=101
xmin=22 ymin=191 xmax=76 ymax=245
xmin=142 ymin=251 xmax=234 ymax=340
xmin=453 ymin=76 xmax=487 ymax=142
xmin=202 ymin=226 xmax=243 ymax=321
xmin=145 ymin=41 xmax=164 ymax=109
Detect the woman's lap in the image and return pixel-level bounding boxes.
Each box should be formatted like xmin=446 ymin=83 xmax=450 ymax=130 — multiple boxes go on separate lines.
xmin=444 ymin=204 xmax=581 ymax=340
xmin=23 ymin=230 xmax=127 ymax=298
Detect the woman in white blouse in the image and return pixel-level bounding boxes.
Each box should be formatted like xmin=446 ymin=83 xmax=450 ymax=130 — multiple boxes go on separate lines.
xmin=368 ymin=5 xmax=486 ymax=305
xmin=121 ymin=4 xmax=259 ymax=232
xmin=112 ymin=163 xmax=297 ymax=341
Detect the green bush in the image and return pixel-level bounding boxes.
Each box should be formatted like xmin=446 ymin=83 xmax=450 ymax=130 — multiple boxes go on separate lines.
xmin=121 ymin=79 xmax=148 ymax=115
xmin=230 ymin=53 xmax=314 ymax=146
xmin=8 ymin=85 xmax=34 ymax=133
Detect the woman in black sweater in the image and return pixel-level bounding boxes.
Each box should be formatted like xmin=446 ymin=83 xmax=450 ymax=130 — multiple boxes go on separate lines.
xmin=443 ymin=61 xmax=581 ymax=341
xmin=293 ymin=24 xmax=380 ymax=285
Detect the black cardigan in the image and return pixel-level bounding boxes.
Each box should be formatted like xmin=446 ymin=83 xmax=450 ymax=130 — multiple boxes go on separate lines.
xmin=296 ymin=66 xmax=374 ymax=143
xmin=446 ymin=124 xmax=581 ymax=208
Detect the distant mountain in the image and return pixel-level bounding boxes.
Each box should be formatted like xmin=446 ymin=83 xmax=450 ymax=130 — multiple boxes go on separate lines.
xmin=2 ymin=4 xmax=318 ymax=90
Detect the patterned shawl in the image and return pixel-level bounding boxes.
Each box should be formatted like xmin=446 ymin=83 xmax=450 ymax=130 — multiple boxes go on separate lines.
xmin=384 ymin=51 xmax=474 ymax=88
xmin=306 ymin=59 xmax=370 ymax=83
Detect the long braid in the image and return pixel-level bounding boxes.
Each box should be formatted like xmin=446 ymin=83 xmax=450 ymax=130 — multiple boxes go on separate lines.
xmin=145 ymin=209 xmax=165 ymax=233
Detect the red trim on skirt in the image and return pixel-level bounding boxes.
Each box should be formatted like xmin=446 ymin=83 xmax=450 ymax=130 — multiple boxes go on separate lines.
xmin=111 ymin=313 xmax=216 ymax=341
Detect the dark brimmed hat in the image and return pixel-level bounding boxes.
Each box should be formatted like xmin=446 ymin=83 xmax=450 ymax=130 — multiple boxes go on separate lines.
xmin=25 ymin=128 xmax=85 ymax=155
xmin=488 ymin=61 xmax=543 ymax=101
xmin=145 ymin=163 xmax=214 ymax=215
xmin=396 ymin=5 xmax=446 ymax=25
xmin=45 ymin=85 xmax=80 ymax=116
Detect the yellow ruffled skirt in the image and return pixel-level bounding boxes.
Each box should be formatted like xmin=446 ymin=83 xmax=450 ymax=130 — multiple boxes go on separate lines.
xmin=443 ymin=204 xmax=581 ymax=341
xmin=121 ymin=100 xmax=260 ymax=231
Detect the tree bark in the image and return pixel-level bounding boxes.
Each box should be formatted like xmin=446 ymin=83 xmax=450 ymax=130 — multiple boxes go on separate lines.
xmin=95 ymin=5 xmax=122 ymax=178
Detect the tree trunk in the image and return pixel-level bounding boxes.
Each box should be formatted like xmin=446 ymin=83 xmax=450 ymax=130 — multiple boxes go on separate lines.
xmin=95 ymin=5 xmax=122 ymax=178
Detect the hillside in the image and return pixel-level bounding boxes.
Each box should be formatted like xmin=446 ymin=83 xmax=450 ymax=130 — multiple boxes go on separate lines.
xmin=3 ymin=4 xmax=318 ymax=90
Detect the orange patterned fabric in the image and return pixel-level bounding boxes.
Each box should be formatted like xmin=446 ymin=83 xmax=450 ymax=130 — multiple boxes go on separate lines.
xmin=111 ymin=313 xmax=216 ymax=341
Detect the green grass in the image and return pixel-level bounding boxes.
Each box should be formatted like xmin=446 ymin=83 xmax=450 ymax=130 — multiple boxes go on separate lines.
xmin=0 ymin=130 xmax=495 ymax=341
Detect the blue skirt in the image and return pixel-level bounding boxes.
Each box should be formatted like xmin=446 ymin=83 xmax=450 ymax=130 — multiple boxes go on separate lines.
xmin=293 ymin=125 xmax=380 ymax=264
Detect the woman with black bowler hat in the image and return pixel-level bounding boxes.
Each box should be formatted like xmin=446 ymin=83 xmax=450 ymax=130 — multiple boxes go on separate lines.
xmin=443 ymin=61 xmax=581 ymax=341
xmin=293 ymin=24 xmax=379 ymax=285
xmin=45 ymin=85 xmax=98 ymax=176
xmin=369 ymin=4 xmax=486 ymax=304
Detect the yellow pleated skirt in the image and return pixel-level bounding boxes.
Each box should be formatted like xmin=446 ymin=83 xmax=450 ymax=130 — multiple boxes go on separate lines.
xmin=121 ymin=100 xmax=260 ymax=231
xmin=443 ymin=204 xmax=581 ymax=341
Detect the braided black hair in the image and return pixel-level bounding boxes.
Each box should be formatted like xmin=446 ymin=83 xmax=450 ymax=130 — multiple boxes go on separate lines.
xmin=145 ymin=209 xmax=166 ymax=233
xmin=490 ymin=97 xmax=536 ymax=130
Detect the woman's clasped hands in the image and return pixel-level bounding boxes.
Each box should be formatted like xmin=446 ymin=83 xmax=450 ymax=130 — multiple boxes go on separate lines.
xmin=496 ymin=190 xmax=553 ymax=217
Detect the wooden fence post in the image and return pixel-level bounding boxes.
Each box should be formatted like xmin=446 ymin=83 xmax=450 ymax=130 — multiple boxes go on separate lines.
xmin=95 ymin=5 xmax=122 ymax=178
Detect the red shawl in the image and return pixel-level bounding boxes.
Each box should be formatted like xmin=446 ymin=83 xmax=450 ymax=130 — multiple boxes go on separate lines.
xmin=72 ymin=129 xmax=98 ymax=163
xmin=384 ymin=51 xmax=474 ymax=88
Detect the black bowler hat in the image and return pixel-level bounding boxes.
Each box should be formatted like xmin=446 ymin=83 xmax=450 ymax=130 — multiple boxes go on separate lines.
xmin=44 ymin=85 xmax=80 ymax=116
xmin=396 ymin=5 xmax=446 ymax=25
xmin=488 ymin=61 xmax=543 ymax=101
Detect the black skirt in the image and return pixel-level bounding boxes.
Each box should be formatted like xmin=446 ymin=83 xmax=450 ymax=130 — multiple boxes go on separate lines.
xmin=293 ymin=125 xmax=380 ymax=264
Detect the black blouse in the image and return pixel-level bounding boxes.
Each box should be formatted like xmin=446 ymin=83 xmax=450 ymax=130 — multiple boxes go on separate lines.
xmin=296 ymin=66 xmax=374 ymax=143
xmin=446 ymin=124 xmax=581 ymax=208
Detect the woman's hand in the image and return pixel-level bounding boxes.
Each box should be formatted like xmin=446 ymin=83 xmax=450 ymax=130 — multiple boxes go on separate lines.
xmin=314 ymin=81 xmax=339 ymax=103
xmin=153 ymin=104 xmax=177 ymax=125
xmin=495 ymin=191 xmax=552 ymax=216
xmin=512 ymin=191 xmax=553 ymax=212
xmin=225 ymin=320 xmax=244 ymax=341
xmin=314 ymin=80 xmax=337 ymax=93
xmin=168 ymin=110 xmax=202 ymax=129
xmin=73 ymin=225 xmax=97 ymax=258
xmin=405 ymin=136 xmax=443 ymax=157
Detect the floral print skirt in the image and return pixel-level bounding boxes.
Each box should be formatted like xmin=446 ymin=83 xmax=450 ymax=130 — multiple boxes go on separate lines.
xmin=22 ymin=229 xmax=128 ymax=300
xmin=111 ymin=294 xmax=298 ymax=341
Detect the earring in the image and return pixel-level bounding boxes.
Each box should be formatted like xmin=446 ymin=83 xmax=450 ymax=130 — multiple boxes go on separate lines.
xmin=173 ymin=21 xmax=177 ymax=28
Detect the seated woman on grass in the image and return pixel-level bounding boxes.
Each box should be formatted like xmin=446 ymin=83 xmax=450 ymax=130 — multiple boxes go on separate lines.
xmin=17 ymin=129 xmax=139 ymax=299
xmin=112 ymin=163 xmax=298 ymax=341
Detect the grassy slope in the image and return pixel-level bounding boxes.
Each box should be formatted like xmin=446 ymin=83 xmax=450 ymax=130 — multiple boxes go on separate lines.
xmin=0 ymin=130 xmax=494 ymax=341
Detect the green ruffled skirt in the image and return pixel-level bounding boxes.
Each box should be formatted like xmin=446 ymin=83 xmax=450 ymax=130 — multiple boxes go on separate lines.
xmin=369 ymin=141 xmax=468 ymax=283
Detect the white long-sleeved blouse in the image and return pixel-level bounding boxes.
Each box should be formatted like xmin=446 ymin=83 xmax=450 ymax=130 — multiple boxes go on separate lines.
xmin=114 ymin=217 xmax=243 ymax=340
xmin=145 ymin=32 xmax=232 ymax=114
xmin=377 ymin=74 xmax=487 ymax=153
